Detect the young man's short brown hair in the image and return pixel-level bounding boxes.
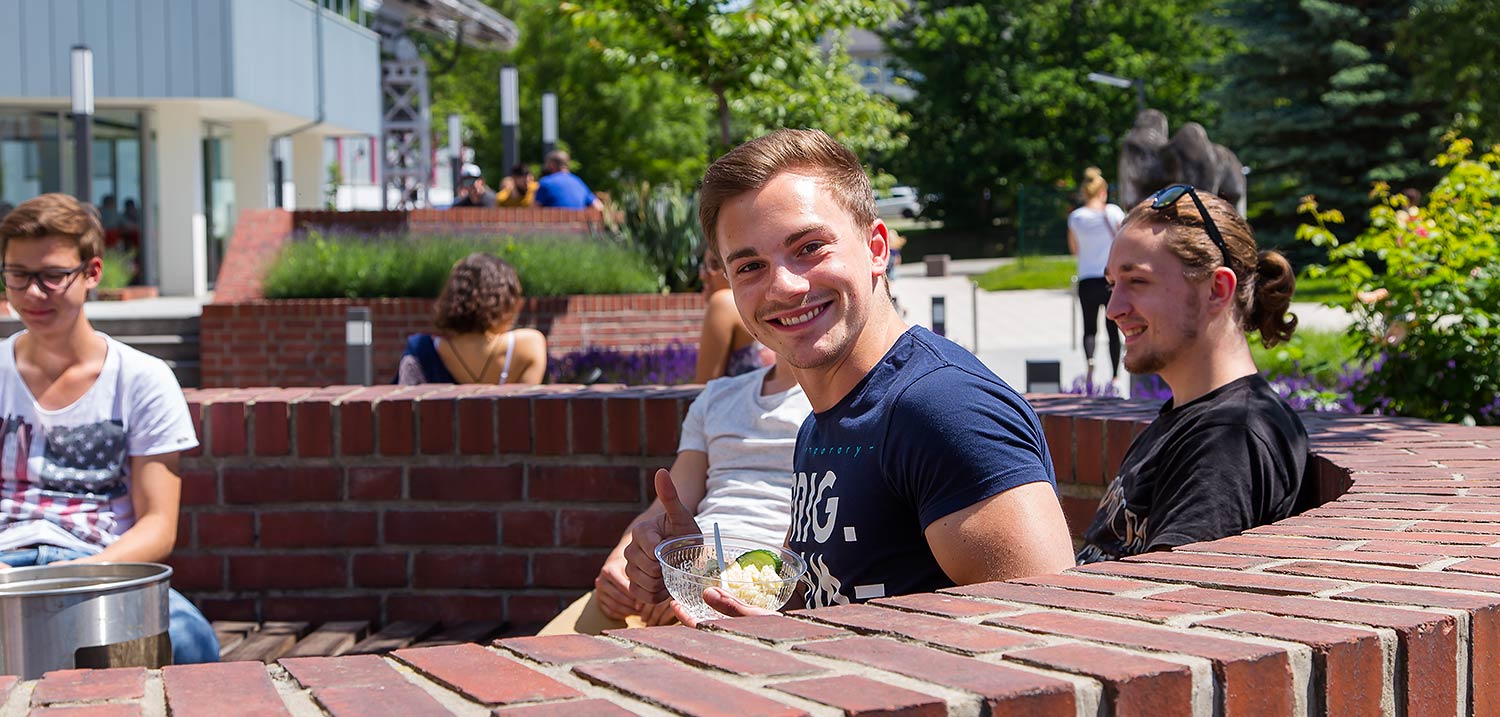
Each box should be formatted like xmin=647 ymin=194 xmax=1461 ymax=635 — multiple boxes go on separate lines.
xmin=698 ymin=129 xmax=877 ymax=264
xmin=0 ymin=193 xmax=105 ymax=264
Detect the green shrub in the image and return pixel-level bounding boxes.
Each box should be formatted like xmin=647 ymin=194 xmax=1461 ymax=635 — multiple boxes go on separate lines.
xmin=261 ymin=233 xmax=660 ymax=299
xmin=98 ymin=248 xmax=136 ymax=290
xmin=1299 ymin=135 xmax=1500 ymax=424
xmin=608 ymin=182 xmax=702 ymax=292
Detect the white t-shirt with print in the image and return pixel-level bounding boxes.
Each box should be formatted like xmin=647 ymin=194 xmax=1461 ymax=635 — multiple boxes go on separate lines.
xmin=0 ymin=332 xmax=198 ymax=555
xmin=678 ymin=366 xmax=811 ymax=547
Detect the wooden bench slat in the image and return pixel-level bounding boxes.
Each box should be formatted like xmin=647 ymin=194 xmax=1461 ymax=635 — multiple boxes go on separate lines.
xmin=283 ymin=621 xmax=372 ymax=658
xmin=211 ymin=621 xmax=261 ymax=634
xmin=346 ymin=621 xmax=440 ymax=655
xmin=221 ymin=631 xmax=298 ymax=664
xmin=259 ymin=621 xmax=312 ymax=638
xmin=408 ymin=621 xmax=508 ymax=648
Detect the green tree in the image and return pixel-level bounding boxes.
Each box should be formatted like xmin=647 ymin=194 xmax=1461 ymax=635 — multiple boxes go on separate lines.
xmin=1400 ymin=0 xmax=1500 ymax=145
xmin=422 ymin=0 xmax=714 ymax=194
xmin=886 ymin=0 xmax=1227 ymax=230
xmin=1213 ymin=0 xmax=1447 ymax=246
xmin=564 ymin=0 xmax=907 ymax=153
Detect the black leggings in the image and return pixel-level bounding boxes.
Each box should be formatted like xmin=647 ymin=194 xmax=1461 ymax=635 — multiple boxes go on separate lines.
xmin=1078 ymin=277 xmax=1120 ymax=376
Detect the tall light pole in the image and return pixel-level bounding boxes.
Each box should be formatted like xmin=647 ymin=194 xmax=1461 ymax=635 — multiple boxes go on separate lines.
xmin=499 ymin=65 xmax=519 ymax=173
xmin=70 ymin=45 xmax=95 ymax=204
xmin=1087 ymin=71 xmax=1145 ymax=117
xmin=541 ymin=92 xmax=557 ymax=157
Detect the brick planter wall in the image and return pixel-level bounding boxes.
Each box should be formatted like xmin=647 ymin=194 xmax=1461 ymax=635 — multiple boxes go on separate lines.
xmin=47 ymin=389 xmax=1500 ymax=715
xmin=213 ymin=207 xmax=609 ymax=304
xmin=199 ymin=294 xmax=704 ymax=388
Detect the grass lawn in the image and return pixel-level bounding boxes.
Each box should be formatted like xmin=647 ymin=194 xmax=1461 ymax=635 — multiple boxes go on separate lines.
xmin=972 ymin=254 xmax=1356 ymax=308
xmin=973 ymin=255 xmax=1077 ymax=291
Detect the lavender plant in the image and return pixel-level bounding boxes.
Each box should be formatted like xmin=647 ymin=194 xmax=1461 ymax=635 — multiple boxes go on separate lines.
xmin=548 ymin=344 xmax=699 ymax=385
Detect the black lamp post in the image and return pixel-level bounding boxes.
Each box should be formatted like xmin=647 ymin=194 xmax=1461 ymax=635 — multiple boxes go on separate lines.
xmin=70 ymin=45 xmax=94 ymax=204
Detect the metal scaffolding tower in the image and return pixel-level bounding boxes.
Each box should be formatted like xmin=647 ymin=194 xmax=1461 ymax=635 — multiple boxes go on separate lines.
xmin=372 ymin=0 xmax=519 ymax=209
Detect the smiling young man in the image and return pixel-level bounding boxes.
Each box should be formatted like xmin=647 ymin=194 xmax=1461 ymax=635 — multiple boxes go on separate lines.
xmin=624 ymin=129 xmax=1074 ymax=618
xmin=0 ymin=193 xmax=218 ymax=662
xmin=1075 ymin=185 xmax=1309 ymax=563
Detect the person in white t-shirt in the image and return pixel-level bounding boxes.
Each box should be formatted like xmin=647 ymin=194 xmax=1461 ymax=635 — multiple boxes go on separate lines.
xmin=0 ymin=193 xmax=218 ymax=664
xmin=538 ymin=355 xmax=810 ymax=634
xmin=1067 ymin=166 xmax=1127 ymax=387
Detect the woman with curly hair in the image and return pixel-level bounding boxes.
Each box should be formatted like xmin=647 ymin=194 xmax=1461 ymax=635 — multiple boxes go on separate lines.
xmin=397 ymin=253 xmax=548 ymax=385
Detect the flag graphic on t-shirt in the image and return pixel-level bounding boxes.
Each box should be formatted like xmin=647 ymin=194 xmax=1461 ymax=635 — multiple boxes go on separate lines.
xmin=37 ymin=420 xmax=128 ymax=497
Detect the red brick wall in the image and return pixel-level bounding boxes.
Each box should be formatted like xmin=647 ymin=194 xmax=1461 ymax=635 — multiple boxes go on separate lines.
xmin=140 ymin=388 xmax=1500 ymax=715
xmin=199 ymin=294 xmax=704 ymax=388
xmin=212 ymin=209 xmax=295 ymax=303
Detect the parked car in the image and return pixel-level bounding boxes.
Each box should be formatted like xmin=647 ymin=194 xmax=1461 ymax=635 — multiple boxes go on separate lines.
xmin=875 ymin=185 xmax=923 ymax=219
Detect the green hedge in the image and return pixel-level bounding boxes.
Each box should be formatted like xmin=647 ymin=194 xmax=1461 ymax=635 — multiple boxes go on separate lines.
xmin=261 ymin=233 xmax=661 ymax=299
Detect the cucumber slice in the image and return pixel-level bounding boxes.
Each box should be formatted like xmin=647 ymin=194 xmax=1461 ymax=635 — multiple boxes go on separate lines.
xmin=734 ymin=549 xmax=783 ymax=572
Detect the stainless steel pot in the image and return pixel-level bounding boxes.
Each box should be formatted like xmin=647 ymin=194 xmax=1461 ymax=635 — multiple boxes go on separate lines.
xmin=0 ymin=562 xmax=172 ymax=679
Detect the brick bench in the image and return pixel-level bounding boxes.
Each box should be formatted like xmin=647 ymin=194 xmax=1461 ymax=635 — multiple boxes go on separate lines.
xmin=11 ymin=390 xmax=1491 ymax=714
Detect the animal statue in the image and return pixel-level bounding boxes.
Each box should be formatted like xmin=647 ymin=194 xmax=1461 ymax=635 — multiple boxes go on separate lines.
xmin=1118 ymin=110 xmax=1247 ymax=216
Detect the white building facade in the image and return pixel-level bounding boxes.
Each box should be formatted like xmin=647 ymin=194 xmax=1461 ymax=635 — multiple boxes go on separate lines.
xmin=0 ymin=0 xmax=381 ymax=297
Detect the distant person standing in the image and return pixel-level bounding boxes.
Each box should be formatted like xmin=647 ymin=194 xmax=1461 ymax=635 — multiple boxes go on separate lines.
xmin=1068 ymin=167 xmax=1125 ymax=389
xmin=535 ymin=150 xmax=604 ymax=211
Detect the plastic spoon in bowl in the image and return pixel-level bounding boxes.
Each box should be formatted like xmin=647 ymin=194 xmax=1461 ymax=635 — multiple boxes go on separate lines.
xmin=713 ymin=523 xmax=727 ymax=590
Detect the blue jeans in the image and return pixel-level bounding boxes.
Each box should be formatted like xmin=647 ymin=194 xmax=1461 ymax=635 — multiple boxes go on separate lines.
xmin=0 ymin=546 xmax=220 ymax=665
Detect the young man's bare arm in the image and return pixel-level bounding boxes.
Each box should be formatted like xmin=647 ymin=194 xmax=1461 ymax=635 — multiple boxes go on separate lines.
xmin=74 ymin=453 xmax=183 ymax=564
xmin=924 ymin=481 xmax=1075 ymax=585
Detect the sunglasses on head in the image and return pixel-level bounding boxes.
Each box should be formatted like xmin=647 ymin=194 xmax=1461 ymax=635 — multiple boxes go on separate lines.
xmin=1149 ymin=184 xmax=1231 ymax=268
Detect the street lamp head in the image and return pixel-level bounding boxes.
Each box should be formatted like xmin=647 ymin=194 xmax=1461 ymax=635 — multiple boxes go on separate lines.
xmin=499 ymin=65 xmax=519 ymax=127
xmin=1086 ymin=71 xmax=1133 ymax=90
xmin=447 ymin=114 xmax=462 ymax=159
xmin=541 ymin=92 xmax=557 ymax=145
xmin=70 ymin=45 xmax=94 ymax=116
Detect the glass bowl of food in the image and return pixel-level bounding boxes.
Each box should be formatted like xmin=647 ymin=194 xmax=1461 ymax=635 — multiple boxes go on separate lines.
xmin=655 ymin=534 xmax=807 ymax=624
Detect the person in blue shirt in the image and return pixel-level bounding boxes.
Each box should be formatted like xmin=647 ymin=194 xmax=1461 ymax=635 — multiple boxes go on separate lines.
xmin=535 ymin=150 xmax=604 ymax=211
xmin=622 ymin=129 xmax=1075 ymax=621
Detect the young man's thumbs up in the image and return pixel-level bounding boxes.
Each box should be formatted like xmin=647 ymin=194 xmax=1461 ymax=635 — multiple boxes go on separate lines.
xmin=624 ymin=469 xmax=703 ymax=604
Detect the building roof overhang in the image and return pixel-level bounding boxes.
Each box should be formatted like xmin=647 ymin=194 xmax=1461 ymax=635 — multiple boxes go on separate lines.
xmin=374 ymin=0 xmax=519 ymax=50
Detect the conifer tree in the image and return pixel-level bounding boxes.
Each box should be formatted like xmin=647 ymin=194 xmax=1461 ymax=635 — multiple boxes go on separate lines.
xmin=1213 ymin=0 xmax=1445 ymax=244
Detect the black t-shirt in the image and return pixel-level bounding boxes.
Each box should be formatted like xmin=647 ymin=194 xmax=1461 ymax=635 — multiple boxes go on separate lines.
xmin=1076 ymin=374 xmax=1308 ymax=563
xmin=789 ymin=327 xmax=1055 ymax=607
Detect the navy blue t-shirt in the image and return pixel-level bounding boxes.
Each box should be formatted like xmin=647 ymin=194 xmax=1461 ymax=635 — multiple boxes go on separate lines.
xmin=788 ymin=326 xmax=1055 ymax=608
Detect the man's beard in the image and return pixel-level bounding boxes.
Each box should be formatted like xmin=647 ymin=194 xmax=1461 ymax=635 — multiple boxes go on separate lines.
xmin=1122 ymin=293 xmax=1201 ymax=376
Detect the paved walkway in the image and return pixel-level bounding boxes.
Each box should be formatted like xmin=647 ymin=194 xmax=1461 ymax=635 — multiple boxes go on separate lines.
xmin=889 ymin=257 xmax=1351 ymax=395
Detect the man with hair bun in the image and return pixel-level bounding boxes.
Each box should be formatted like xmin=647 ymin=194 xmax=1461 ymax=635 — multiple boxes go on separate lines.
xmin=1076 ymin=185 xmax=1308 ymax=563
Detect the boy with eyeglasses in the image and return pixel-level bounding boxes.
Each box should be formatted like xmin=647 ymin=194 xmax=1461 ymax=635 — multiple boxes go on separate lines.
xmin=0 ymin=193 xmax=219 ymax=662
xmin=1075 ymin=185 xmax=1309 ymax=563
